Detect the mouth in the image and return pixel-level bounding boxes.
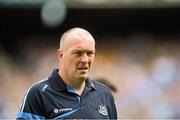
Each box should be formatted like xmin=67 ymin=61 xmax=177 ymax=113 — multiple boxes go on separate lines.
xmin=77 ymin=67 xmax=88 ymax=71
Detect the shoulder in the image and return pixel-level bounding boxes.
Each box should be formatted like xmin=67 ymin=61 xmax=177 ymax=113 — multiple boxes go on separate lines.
xmin=25 ymin=78 xmax=49 ymax=97
xmin=18 ymin=78 xmax=49 ymax=116
xmin=92 ymin=80 xmax=112 ymax=95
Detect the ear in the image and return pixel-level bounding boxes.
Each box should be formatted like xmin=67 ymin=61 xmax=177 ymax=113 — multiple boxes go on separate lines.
xmin=57 ymin=49 xmax=63 ymax=59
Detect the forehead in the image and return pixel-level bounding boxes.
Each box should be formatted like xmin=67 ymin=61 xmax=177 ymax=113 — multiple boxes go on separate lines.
xmin=69 ymin=39 xmax=95 ymax=52
xmin=65 ymin=32 xmax=95 ymax=51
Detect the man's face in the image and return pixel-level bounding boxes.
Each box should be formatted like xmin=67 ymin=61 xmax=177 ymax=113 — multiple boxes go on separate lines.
xmin=60 ymin=36 xmax=95 ymax=81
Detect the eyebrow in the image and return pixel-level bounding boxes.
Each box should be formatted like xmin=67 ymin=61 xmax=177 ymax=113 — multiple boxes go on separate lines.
xmin=72 ymin=49 xmax=95 ymax=53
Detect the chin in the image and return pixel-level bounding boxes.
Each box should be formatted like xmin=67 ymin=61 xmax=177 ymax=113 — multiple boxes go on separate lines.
xmin=78 ymin=75 xmax=88 ymax=81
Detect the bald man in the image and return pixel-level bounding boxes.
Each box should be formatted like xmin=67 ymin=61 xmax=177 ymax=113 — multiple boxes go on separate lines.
xmin=16 ymin=27 xmax=117 ymax=119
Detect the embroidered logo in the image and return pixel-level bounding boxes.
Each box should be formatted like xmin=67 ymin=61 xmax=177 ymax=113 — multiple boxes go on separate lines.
xmin=42 ymin=85 xmax=48 ymax=92
xmin=98 ymin=105 xmax=108 ymax=116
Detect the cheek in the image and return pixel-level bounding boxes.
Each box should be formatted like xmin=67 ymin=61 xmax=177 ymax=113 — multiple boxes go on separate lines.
xmin=90 ymin=56 xmax=95 ymax=62
xmin=89 ymin=58 xmax=94 ymax=66
xmin=66 ymin=57 xmax=78 ymax=69
xmin=64 ymin=56 xmax=73 ymax=68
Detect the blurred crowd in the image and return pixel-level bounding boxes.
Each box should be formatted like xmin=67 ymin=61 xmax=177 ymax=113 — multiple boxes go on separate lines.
xmin=0 ymin=33 xmax=180 ymax=119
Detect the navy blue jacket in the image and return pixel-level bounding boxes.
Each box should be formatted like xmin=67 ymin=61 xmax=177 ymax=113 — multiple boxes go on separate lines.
xmin=17 ymin=69 xmax=117 ymax=119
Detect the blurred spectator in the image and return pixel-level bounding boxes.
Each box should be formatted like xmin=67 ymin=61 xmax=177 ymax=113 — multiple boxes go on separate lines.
xmin=0 ymin=88 xmax=5 ymax=119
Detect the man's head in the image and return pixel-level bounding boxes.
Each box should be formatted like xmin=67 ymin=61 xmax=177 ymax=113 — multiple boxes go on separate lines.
xmin=57 ymin=27 xmax=95 ymax=83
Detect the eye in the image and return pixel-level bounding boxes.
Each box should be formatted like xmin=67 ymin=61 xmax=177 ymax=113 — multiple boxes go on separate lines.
xmin=87 ymin=51 xmax=94 ymax=57
xmin=72 ymin=51 xmax=82 ymax=57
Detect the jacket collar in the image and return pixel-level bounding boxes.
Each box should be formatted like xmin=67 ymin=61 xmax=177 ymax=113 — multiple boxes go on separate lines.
xmin=48 ymin=69 xmax=96 ymax=92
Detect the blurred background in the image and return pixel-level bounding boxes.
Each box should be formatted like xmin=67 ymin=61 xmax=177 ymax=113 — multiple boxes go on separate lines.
xmin=0 ymin=0 xmax=180 ymax=119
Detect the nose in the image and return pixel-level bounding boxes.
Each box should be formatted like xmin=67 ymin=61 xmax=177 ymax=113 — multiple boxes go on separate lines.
xmin=80 ymin=54 xmax=89 ymax=63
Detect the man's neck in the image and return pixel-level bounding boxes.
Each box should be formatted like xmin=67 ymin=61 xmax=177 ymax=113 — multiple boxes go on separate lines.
xmin=58 ymin=71 xmax=86 ymax=95
xmin=66 ymin=79 xmax=86 ymax=96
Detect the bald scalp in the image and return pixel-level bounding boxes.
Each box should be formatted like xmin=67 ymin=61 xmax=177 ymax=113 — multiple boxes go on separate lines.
xmin=59 ymin=27 xmax=95 ymax=51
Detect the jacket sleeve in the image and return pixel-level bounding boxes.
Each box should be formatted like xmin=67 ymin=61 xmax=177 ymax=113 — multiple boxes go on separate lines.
xmin=16 ymin=85 xmax=45 ymax=120
xmin=107 ymin=90 xmax=117 ymax=119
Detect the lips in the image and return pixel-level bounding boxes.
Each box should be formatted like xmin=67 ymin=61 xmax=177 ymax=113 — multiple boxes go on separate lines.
xmin=77 ymin=67 xmax=88 ymax=70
